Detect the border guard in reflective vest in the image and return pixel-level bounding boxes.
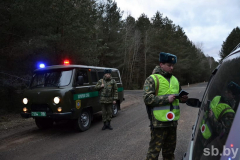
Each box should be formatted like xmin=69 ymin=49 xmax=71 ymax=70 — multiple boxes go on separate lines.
xmin=143 ymin=52 xmax=188 ymax=160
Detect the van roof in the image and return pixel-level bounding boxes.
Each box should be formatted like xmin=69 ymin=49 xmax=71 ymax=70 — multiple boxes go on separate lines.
xmin=34 ymin=65 xmax=119 ymax=72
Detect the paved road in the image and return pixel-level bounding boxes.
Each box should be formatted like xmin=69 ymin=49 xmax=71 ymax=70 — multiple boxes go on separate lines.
xmin=0 ymin=82 xmax=207 ymax=160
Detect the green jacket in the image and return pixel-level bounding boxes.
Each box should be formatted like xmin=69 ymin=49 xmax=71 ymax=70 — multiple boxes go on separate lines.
xmin=143 ymin=65 xmax=182 ymax=128
xmin=95 ymin=75 xmax=118 ymax=103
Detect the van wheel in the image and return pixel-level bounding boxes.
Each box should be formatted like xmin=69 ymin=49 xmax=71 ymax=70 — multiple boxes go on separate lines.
xmin=112 ymin=103 xmax=119 ymax=117
xmin=74 ymin=110 xmax=91 ymax=132
xmin=35 ymin=118 xmax=53 ymax=129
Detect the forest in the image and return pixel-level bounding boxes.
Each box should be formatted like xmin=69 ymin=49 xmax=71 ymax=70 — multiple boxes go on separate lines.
xmin=3 ymin=0 xmax=235 ymax=114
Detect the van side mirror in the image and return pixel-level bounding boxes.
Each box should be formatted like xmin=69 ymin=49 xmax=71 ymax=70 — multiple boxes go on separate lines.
xmin=77 ymin=76 xmax=84 ymax=86
xmin=186 ymin=98 xmax=201 ymax=108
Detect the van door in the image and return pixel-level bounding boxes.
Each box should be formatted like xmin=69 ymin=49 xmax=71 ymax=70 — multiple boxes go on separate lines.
xmin=73 ymin=69 xmax=99 ymax=113
xmin=112 ymin=70 xmax=124 ymax=103
xmin=89 ymin=69 xmax=101 ymax=113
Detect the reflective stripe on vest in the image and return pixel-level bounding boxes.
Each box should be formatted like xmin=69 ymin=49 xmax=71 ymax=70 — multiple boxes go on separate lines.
xmin=153 ymin=105 xmax=180 ymax=111
xmin=151 ymin=74 xmax=180 ymax=122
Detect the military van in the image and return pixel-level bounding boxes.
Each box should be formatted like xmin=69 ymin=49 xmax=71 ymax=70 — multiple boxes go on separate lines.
xmin=21 ymin=63 xmax=124 ymax=131
xmin=182 ymin=43 xmax=240 ymax=160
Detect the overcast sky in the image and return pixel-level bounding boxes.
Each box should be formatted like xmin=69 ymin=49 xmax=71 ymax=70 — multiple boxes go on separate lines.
xmin=114 ymin=0 xmax=240 ymax=61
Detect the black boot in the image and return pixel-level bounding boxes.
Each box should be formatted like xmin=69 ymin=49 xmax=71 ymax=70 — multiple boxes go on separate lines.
xmin=102 ymin=122 xmax=107 ymax=130
xmin=107 ymin=121 xmax=113 ymax=130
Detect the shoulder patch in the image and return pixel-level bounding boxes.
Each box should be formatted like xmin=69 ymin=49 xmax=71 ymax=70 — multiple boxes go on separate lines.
xmin=144 ymin=86 xmax=150 ymax=92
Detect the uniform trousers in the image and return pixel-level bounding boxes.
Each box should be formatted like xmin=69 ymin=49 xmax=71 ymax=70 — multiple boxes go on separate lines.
xmin=146 ymin=126 xmax=177 ymax=160
xmin=101 ymin=103 xmax=112 ymax=122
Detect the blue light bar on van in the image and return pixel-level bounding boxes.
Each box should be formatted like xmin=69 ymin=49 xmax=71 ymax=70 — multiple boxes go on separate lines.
xmin=39 ymin=63 xmax=45 ymax=68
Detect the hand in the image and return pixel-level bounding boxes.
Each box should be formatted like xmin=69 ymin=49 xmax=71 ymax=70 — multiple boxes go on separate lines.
xmin=180 ymin=95 xmax=188 ymax=103
xmin=101 ymin=84 xmax=104 ymax=88
xmin=113 ymin=101 xmax=116 ymax=104
xmin=168 ymin=95 xmax=176 ymax=103
xmin=209 ymin=110 xmax=213 ymax=117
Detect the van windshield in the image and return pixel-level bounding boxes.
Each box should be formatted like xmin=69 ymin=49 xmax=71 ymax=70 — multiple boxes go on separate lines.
xmin=30 ymin=69 xmax=73 ymax=88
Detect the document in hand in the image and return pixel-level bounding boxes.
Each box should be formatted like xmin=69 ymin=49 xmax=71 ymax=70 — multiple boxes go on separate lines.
xmin=175 ymin=90 xmax=189 ymax=98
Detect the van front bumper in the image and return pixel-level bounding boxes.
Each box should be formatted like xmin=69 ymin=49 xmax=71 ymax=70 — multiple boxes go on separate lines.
xmin=21 ymin=112 xmax=73 ymax=119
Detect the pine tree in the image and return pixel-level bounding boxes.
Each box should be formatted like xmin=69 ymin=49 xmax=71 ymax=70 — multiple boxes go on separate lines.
xmin=219 ymin=27 xmax=240 ymax=61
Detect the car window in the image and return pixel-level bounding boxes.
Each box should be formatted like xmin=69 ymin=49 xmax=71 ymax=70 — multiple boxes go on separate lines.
xmin=192 ymin=52 xmax=240 ymax=159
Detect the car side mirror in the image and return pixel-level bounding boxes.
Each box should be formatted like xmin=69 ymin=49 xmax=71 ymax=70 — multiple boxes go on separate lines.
xmin=77 ymin=76 xmax=84 ymax=85
xmin=186 ymin=98 xmax=201 ymax=108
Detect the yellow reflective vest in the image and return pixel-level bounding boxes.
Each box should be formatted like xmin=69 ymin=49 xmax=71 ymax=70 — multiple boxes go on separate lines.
xmin=150 ymin=74 xmax=180 ymax=122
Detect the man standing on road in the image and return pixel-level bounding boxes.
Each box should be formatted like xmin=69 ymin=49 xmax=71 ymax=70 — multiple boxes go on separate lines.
xmin=95 ymin=69 xmax=118 ymax=130
xmin=143 ymin=52 xmax=188 ymax=160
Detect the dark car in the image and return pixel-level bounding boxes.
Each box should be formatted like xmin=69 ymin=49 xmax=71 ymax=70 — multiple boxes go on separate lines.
xmin=183 ymin=43 xmax=240 ymax=160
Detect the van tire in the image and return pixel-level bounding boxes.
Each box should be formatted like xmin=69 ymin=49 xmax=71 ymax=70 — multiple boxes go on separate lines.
xmin=112 ymin=103 xmax=119 ymax=117
xmin=74 ymin=110 xmax=91 ymax=132
xmin=35 ymin=118 xmax=53 ymax=129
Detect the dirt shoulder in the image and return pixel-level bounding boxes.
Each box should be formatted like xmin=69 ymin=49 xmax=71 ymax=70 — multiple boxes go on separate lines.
xmin=0 ymin=114 xmax=34 ymax=130
xmin=0 ymin=114 xmax=35 ymax=140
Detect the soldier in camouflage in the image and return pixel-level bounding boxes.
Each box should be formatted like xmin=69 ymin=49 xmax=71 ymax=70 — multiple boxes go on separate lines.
xmin=143 ymin=52 xmax=188 ymax=160
xmin=95 ymin=69 xmax=118 ymax=130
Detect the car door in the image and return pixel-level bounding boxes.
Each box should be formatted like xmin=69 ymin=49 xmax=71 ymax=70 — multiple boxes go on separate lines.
xmin=191 ymin=50 xmax=240 ymax=160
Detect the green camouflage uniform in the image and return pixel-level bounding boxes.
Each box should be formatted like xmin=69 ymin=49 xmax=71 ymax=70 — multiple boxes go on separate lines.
xmin=144 ymin=65 xmax=182 ymax=160
xmin=95 ymin=75 xmax=118 ymax=122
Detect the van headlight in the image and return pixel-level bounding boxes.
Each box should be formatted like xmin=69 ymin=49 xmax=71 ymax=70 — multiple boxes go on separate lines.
xmin=53 ymin=97 xmax=60 ymax=104
xmin=23 ymin=98 xmax=28 ymax=105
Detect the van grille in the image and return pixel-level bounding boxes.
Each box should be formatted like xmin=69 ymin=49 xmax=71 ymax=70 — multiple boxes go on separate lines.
xmin=31 ymin=104 xmax=53 ymax=113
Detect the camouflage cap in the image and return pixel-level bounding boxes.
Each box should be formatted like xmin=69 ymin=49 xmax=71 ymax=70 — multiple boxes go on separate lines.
xmin=159 ymin=52 xmax=177 ymax=64
xmin=227 ymin=81 xmax=240 ymax=95
xmin=104 ymin=69 xmax=112 ymax=74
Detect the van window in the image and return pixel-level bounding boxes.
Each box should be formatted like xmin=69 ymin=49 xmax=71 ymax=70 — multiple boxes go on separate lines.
xmin=31 ymin=69 xmax=73 ymax=87
xmin=76 ymin=69 xmax=89 ymax=85
xmin=192 ymin=53 xmax=240 ymax=159
xmin=111 ymin=71 xmax=120 ymax=83
xmin=98 ymin=72 xmax=105 ymax=80
xmin=91 ymin=70 xmax=98 ymax=84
